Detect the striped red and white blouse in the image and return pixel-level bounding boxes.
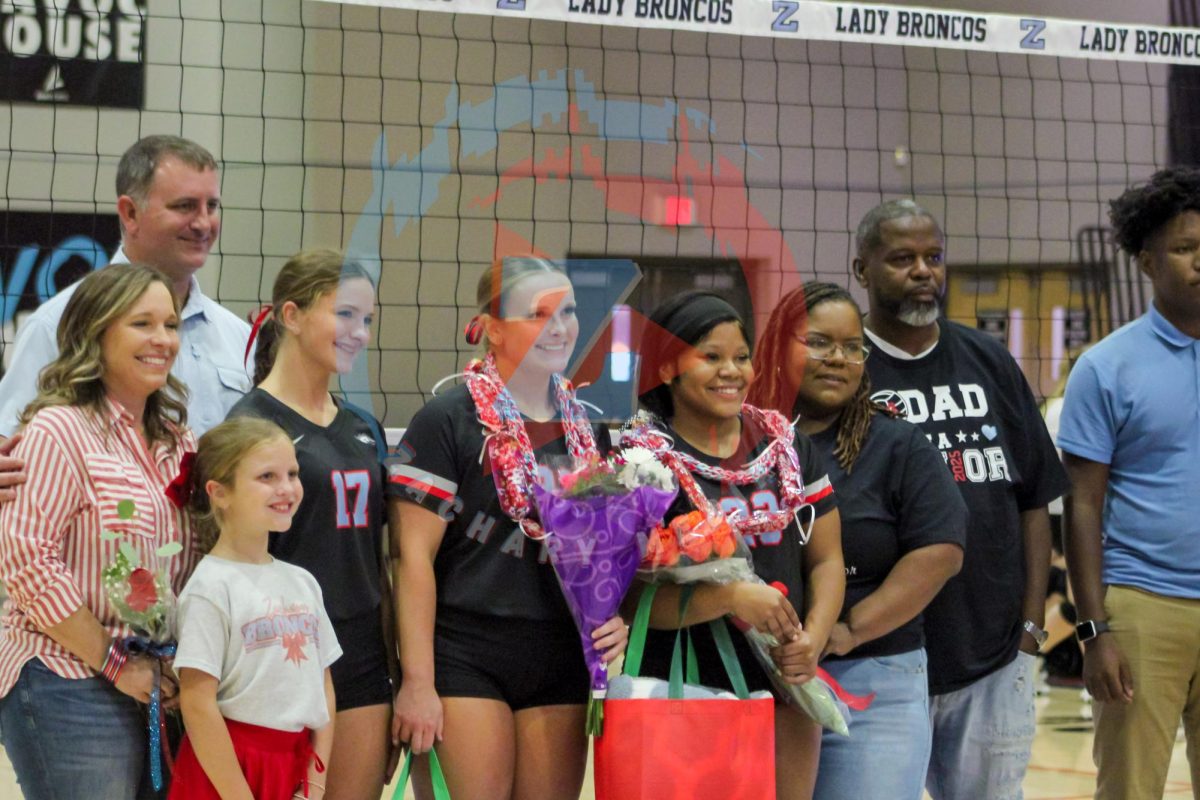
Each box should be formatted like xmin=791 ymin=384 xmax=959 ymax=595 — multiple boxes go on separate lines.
xmin=0 ymin=399 xmax=197 ymax=697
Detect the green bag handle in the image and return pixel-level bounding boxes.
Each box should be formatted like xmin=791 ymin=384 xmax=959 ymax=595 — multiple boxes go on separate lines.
xmin=392 ymin=746 xmax=451 ymax=800
xmin=708 ymin=618 xmax=751 ymax=699
xmin=623 ymin=583 xmax=659 ymax=678
xmin=671 ymin=627 xmax=704 ymax=690
xmin=666 ymin=586 xmax=697 ymax=698
xmin=626 ymin=584 xmax=694 ymax=681
xmin=626 ymin=583 xmax=751 ymax=700
xmin=685 ymin=630 xmax=700 ymax=686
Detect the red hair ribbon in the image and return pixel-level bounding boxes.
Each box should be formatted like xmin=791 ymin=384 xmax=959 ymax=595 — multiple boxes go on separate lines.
xmin=244 ymin=304 xmax=274 ymax=368
xmin=164 ymin=451 xmax=197 ymax=510
xmin=463 ymin=315 xmax=483 ymax=345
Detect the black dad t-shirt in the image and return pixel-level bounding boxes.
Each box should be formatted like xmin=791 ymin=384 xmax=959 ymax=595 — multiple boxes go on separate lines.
xmin=228 ymin=388 xmax=386 ymax=623
xmin=865 ymin=321 xmax=1067 ymax=694
xmin=811 ymin=412 xmax=967 ymax=661
xmin=388 ymin=384 xmax=613 ymax=622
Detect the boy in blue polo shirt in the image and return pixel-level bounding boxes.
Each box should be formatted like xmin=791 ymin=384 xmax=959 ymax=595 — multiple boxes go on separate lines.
xmin=1060 ymin=167 xmax=1200 ymax=800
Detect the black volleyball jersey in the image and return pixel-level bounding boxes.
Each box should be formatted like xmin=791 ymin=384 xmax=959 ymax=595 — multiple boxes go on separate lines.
xmin=388 ymin=384 xmax=613 ymax=622
xmin=639 ymin=414 xmax=838 ymax=685
xmin=228 ymin=388 xmax=386 ymax=622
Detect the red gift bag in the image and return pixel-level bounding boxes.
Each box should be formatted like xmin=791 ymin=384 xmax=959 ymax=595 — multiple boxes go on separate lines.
xmin=593 ymin=585 xmax=775 ymax=800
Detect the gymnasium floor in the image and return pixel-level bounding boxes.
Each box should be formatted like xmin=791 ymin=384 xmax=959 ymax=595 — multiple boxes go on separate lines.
xmin=0 ymin=685 xmax=1190 ymax=799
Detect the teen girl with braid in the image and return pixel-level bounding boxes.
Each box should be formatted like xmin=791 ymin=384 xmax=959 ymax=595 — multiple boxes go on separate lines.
xmin=748 ymin=282 xmax=967 ymax=800
xmin=624 ymin=290 xmax=844 ymax=800
xmin=226 ymin=250 xmax=393 ymax=800
xmin=388 ymin=257 xmax=627 ymax=800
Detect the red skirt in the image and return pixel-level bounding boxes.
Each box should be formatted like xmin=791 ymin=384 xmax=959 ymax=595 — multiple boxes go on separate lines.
xmin=168 ymin=718 xmax=322 ymax=800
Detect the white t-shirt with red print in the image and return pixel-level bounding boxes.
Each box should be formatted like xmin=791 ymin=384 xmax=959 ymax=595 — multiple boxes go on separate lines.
xmin=175 ymin=555 xmax=342 ymax=732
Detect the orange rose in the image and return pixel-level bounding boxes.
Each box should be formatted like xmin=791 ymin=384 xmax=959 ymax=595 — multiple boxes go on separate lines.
xmin=641 ymin=524 xmax=680 ymax=569
xmin=709 ymin=516 xmax=738 ymax=559
xmin=672 ymin=511 xmax=713 ymax=563
xmin=668 ymin=510 xmax=706 ymax=536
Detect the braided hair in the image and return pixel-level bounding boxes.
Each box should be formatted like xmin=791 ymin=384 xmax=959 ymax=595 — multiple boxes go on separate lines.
xmin=747 ymin=281 xmax=887 ymax=473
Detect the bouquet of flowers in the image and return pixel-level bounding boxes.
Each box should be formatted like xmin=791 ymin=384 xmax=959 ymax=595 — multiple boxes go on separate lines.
xmin=101 ymin=544 xmax=178 ymax=644
xmin=532 ymin=448 xmax=678 ymax=735
xmin=621 ymin=413 xmax=867 ymax=735
xmin=640 ymin=508 xmax=862 ymax=734
xmin=634 ymin=506 xmax=856 ymax=733
xmin=100 ymin=500 xmax=184 ymax=791
xmin=638 ymin=508 xmax=755 ymax=584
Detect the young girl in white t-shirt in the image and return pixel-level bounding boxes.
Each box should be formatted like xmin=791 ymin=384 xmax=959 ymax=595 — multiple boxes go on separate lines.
xmin=169 ymin=417 xmax=341 ymax=800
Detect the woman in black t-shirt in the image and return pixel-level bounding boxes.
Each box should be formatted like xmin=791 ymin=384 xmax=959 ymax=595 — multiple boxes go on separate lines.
xmin=388 ymin=257 xmax=626 ymax=800
xmin=228 ymin=249 xmax=394 ymax=799
xmin=749 ymin=282 xmax=967 ymax=800
xmin=629 ymin=291 xmax=844 ymax=800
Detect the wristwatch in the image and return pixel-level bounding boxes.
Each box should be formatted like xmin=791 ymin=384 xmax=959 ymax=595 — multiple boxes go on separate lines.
xmin=1022 ymin=620 xmax=1048 ymax=650
xmin=1076 ymin=619 xmax=1111 ymax=643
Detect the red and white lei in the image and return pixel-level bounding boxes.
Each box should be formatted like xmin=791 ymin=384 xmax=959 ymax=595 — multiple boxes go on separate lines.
xmin=463 ymin=354 xmax=599 ymax=540
xmin=622 ymin=406 xmax=810 ymax=542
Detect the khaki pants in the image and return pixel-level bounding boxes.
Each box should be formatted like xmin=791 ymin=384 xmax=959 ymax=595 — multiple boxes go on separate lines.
xmin=1094 ymin=585 xmax=1200 ymax=800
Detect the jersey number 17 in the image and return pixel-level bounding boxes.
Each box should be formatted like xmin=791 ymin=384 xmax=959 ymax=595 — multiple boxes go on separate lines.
xmin=332 ymin=470 xmax=371 ymax=528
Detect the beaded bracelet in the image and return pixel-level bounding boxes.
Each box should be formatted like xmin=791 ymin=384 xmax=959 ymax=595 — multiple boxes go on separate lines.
xmin=99 ymin=638 xmax=128 ymax=683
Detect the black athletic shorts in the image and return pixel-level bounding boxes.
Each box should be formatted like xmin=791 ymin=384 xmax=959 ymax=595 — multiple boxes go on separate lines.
xmin=330 ymin=608 xmax=394 ymax=712
xmin=429 ymin=607 xmax=589 ymax=711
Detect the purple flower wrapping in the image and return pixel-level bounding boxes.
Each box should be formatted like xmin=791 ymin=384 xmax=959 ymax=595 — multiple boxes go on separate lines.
xmin=533 ymin=483 xmax=678 ymax=694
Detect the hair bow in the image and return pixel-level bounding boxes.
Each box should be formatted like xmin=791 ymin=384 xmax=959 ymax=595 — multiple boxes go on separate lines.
xmin=244 ymin=304 xmax=274 ymax=368
xmin=164 ymin=451 xmax=197 ymax=510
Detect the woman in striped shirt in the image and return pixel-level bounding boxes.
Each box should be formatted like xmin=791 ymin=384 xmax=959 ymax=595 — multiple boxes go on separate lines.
xmin=0 ymin=264 xmax=198 ymax=800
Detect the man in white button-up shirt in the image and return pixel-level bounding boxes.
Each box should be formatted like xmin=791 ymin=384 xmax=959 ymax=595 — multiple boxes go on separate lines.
xmin=0 ymin=135 xmax=251 ymax=448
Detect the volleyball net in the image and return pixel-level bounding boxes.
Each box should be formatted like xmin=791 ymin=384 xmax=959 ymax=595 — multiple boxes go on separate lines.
xmin=0 ymin=0 xmax=1184 ymax=426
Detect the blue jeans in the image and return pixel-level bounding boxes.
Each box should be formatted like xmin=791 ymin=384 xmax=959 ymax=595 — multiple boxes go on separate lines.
xmin=0 ymin=659 xmax=157 ymax=800
xmin=926 ymin=651 xmax=1037 ymax=800
xmin=813 ymin=648 xmax=932 ymax=800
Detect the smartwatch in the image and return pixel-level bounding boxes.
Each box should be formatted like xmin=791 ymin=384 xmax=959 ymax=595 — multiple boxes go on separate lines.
xmin=1023 ymin=619 xmax=1048 ymax=650
xmin=1075 ymin=619 xmax=1111 ymax=643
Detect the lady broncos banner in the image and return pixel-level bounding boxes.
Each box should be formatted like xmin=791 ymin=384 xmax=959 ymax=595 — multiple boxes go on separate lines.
xmin=323 ymin=0 xmax=1200 ymax=66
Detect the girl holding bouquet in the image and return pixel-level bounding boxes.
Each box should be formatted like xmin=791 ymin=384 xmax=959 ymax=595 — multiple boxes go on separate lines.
xmin=171 ymin=417 xmax=338 ymax=800
xmin=0 ymin=265 xmax=197 ymax=799
xmin=748 ymin=283 xmax=966 ymax=800
xmin=228 ymin=249 xmax=394 ymax=800
xmin=389 ymin=257 xmax=628 ymax=800
xmin=628 ymin=290 xmax=844 ymax=800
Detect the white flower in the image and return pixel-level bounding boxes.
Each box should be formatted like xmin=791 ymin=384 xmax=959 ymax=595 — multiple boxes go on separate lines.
xmin=616 ymin=464 xmax=640 ymax=491
xmin=609 ymin=447 xmax=674 ymax=491
xmin=621 ymin=446 xmax=655 ymax=466
xmin=636 ymin=460 xmax=675 ymax=491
